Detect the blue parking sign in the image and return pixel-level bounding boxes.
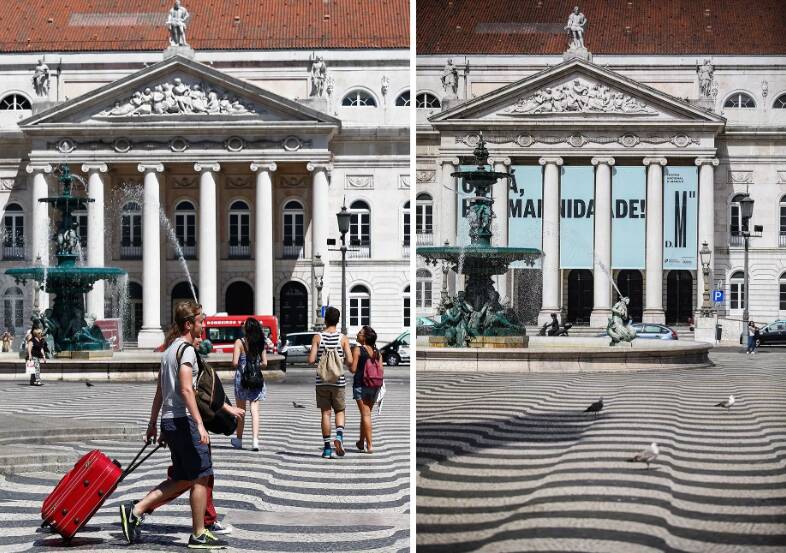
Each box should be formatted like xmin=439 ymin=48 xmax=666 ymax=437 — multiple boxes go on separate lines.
xmin=712 ymin=290 xmax=724 ymax=303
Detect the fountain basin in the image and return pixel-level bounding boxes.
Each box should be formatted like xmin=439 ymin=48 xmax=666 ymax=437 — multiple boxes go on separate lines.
xmin=416 ymin=337 xmax=712 ymax=372
xmin=419 ymin=244 xmax=540 ymax=274
xmin=7 ymin=267 xmax=126 ymax=287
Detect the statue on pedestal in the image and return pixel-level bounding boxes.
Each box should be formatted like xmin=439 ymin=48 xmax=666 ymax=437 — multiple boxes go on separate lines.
xmin=441 ymin=59 xmax=458 ymax=98
xmin=697 ymin=59 xmax=714 ymax=99
xmin=564 ymin=6 xmax=588 ymax=50
xmin=33 ymin=59 xmax=50 ymax=97
xmin=166 ymin=0 xmax=190 ymax=47
xmin=606 ymin=296 xmax=637 ymax=346
xmin=309 ymin=54 xmax=327 ymax=97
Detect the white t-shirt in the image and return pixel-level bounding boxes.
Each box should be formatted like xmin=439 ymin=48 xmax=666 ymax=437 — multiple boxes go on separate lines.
xmin=160 ymin=337 xmax=198 ymax=420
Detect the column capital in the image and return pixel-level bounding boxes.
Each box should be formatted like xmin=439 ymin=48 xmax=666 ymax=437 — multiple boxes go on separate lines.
xmin=694 ymin=157 xmax=719 ymax=167
xmin=591 ymin=157 xmax=616 ymax=166
xmin=440 ymin=157 xmax=460 ymax=167
xmin=489 ymin=157 xmax=512 ymax=167
xmin=194 ymin=162 xmax=221 ymax=173
xmin=307 ymin=162 xmax=333 ymax=173
xmin=538 ymin=157 xmax=564 ymax=166
xmin=25 ymin=163 xmax=52 ymax=175
xmin=642 ymin=157 xmax=667 ymax=167
xmin=137 ymin=163 xmax=164 ymax=173
xmin=250 ymin=162 xmax=278 ymax=173
xmin=81 ymin=163 xmax=108 ymax=173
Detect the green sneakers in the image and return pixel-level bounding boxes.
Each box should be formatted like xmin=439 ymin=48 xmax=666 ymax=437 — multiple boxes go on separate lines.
xmin=188 ymin=529 xmax=228 ymax=549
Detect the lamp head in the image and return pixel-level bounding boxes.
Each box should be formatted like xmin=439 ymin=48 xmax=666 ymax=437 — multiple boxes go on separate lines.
xmin=336 ymin=199 xmax=351 ymax=235
xmin=739 ymin=194 xmax=754 ymax=221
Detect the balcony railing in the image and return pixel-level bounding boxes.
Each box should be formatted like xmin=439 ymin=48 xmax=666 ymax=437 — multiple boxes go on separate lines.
xmin=282 ymin=244 xmax=305 ymax=259
xmin=347 ymin=243 xmax=371 ymax=259
xmin=180 ymin=245 xmax=197 ymax=259
xmin=229 ymin=244 xmax=251 ymax=259
xmin=402 ymin=242 xmax=410 ymax=258
xmin=417 ymin=233 xmax=434 ymax=246
xmin=120 ymin=245 xmax=142 ymax=259
xmin=729 ymin=233 xmax=744 ymax=247
xmin=780 ymin=234 xmax=786 ymax=247
xmin=2 ymin=245 xmax=24 ymax=260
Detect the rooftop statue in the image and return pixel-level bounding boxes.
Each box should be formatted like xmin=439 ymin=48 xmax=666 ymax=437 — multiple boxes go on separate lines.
xmin=166 ymin=0 xmax=190 ymax=47
xmin=33 ymin=59 xmax=49 ymax=97
xmin=441 ymin=59 xmax=458 ymax=98
xmin=565 ymin=6 xmax=587 ymax=50
xmin=697 ymin=59 xmax=714 ymax=99
xmin=309 ymin=54 xmax=327 ymax=97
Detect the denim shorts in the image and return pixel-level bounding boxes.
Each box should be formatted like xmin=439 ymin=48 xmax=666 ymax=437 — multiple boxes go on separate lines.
xmin=352 ymin=385 xmax=377 ymax=401
xmin=161 ymin=416 xmax=213 ymax=481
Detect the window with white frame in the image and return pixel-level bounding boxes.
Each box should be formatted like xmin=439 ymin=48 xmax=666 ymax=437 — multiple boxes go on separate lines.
xmin=283 ymin=200 xmax=305 ymax=248
xmin=415 ymin=92 xmax=441 ymax=109
xmin=2 ymin=203 xmax=24 ymax=259
xmin=2 ymin=286 xmax=24 ymax=330
xmin=780 ymin=274 xmax=786 ymax=311
xmin=403 ymin=285 xmax=410 ymax=328
xmin=416 ymin=192 xmax=433 ymax=243
xmin=174 ymin=200 xmax=197 ymax=257
xmin=228 ymin=200 xmax=250 ymax=257
xmin=780 ymin=196 xmax=786 ymax=247
xmin=402 ymin=201 xmax=410 ymax=247
xmin=120 ymin=202 xmax=142 ymax=258
xmin=730 ymin=271 xmax=745 ymax=310
xmin=342 ymin=90 xmax=377 ymax=107
xmin=729 ymin=194 xmax=747 ymax=246
xmin=395 ymin=91 xmax=410 ymax=106
xmin=775 ymin=94 xmax=786 ymax=109
xmin=416 ymin=268 xmax=433 ymax=308
xmin=72 ymin=209 xmax=88 ymax=250
xmin=724 ymin=93 xmax=756 ymax=108
xmin=0 ymin=94 xmax=31 ymax=110
xmin=349 ymin=285 xmax=371 ymax=327
xmin=349 ymin=200 xmax=371 ymax=247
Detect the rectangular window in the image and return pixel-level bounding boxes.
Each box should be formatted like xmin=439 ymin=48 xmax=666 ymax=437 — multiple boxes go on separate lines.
xmin=349 ymin=297 xmax=370 ymax=327
xmin=350 ymin=213 xmax=370 ymax=246
xmin=780 ymin=283 xmax=786 ymax=311
xmin=75 ymin=213 xmax=88 ymax=249
xmin=403 ymin=211 xmax=410 ymax=246
xmin=229 ymin=213 xmax=250 ymax=245
xmin=416 ymin=281 xmax=432 ymax=308
xmin=730 ymin=282 xmax=745 ymax=310
xmin=416 ymin=204 xmax=433 ymax=234
xmin=283 ymin=213 xmax=304 ymax=245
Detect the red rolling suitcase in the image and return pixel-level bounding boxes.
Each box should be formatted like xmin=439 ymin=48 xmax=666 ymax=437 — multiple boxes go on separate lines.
xmin=41 ymin=441 xmax=160 ymax=544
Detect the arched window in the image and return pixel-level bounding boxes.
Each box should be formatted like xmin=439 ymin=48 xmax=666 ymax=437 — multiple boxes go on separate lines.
xmin=228 ymin=200 xmax=250 ymax=258
xmin=416 ymin=269 xmax=433 ymax=308
xmin=72 ymin=209 xmax=88 ymax=251
xmin=402 ymin=201 xmax=410 ymax=252
xmin=171 ymin=281 xmax=199 ymax=323
xmin=730 ymin=271 xmax=745 ymax=310
xmin=174 ymin=200 xmax=196 ymax=258
xmin=780 ymin=274 xmax=786 ymax=311
xmin=349 ymin=200 xmax=371 ymax=258
xmin=416 ymin=92 xmax=441 ymax=109
xmin=780 ymin=195 xmax=786 ymax=247
xmin=403 ymin=285 xmax=410 ymax=328
xmin=349 ymin=284 xmax=371 ymax=327
xmin=395 ymin=91 xmax=410 ymax=106
xmin=774 ymin=94 xmax=786 ymax=109
xmin=282 ymin=200 xmax=305 ymax=258
xmin=416 ymin=192 xmax=433 ymax=244
xmin=724 ymin=93 xmax=756 ymax=108
xmin=0 ymin=94 xmax=31 ymax=110
xmin=125 ymin=282 xmax=143 ymax=342
xmin=729 ymin=194 xmax=747 ymax=247
xmin=342 ymin=90 xmax=377 ymax=107
xmin=120 ymin=202 xmax=142 ymax=259
xmin=2 ymin=203 xmax=24 ymax=260
xmin=3 ymin=286 xmax=24 ymax=331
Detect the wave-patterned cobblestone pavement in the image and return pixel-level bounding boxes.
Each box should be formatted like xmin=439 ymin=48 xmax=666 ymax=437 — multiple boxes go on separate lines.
xmin=0 ymin=369 xmax=410 ymax=552
xmin=417 ymin=350 xmax=786 ymax=553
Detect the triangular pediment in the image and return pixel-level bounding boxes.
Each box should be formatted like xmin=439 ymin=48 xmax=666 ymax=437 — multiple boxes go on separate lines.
xmin=21 ymin=55 xmax=339 ymax=128
xmin=431 ymin=58 xmax=725 ymax=127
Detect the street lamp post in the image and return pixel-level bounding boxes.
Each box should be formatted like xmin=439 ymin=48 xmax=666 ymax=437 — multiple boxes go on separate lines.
xmin=699 ymin=241 xmax=713 ymax=317
xmin=336 ymin=201 xmax=352 ymax=335
xmin=312 ymin=254 xmax=325 ymax=331
xmin=739 ymin=194 xmax=754 ymax=326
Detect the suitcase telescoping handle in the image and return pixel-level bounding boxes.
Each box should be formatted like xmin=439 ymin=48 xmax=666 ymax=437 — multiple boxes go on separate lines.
xmin=118 ymin=439 xmax=162 ymax=484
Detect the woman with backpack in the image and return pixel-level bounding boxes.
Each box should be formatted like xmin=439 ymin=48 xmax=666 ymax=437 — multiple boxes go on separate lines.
xmin=349 ymin=325 xmax=383 ymax=454
xmin=231 ymin=317 xmax=267 ymax=452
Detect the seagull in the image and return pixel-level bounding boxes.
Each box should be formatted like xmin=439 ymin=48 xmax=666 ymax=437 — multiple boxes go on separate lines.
xmin=85 ymin=381 xmax=94 ymax=388
xmin=584 ymin=397 xmax=603 ymax=417
xmin=628 ymin=442 xmax=659 ymax=469
xmin=715 ymin=395 xmax=735 ymax=409
xmin=292 ymin=401 xmax=306 ymax=409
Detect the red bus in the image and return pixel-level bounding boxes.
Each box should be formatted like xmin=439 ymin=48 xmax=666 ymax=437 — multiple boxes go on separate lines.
xmin=202 ymin=315 xmax=279 ymax=354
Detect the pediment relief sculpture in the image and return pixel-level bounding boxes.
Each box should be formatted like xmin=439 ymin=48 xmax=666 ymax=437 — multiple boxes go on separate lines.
xmin=502 ymin=78 xmax=656 ymax=116
xmin=97 ymin=77 xmax=256 ymax=117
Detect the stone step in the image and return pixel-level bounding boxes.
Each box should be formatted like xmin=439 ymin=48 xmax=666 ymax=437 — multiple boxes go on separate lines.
xmin=0 ymin=444 xmax=77 ymax=475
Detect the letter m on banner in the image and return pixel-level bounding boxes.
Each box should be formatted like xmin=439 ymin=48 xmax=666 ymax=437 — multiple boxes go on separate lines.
xmin=663 ymin=167 xmax=698 ymax=270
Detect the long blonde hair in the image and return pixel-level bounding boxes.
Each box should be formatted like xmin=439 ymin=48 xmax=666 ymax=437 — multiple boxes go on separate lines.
xmin=164 ymin=300 xmax=202 ymax=348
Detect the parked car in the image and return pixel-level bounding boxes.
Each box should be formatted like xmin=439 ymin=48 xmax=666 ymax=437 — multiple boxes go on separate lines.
xmin=596 ymin=323 xmax=677 ymax=340
xmin=756 ymin=320 xmax=786 ymax=346
xmin=279 ymin=331 xmax=358 ymax=367
xmin=379 ymin=331 xmax=410 ymax=366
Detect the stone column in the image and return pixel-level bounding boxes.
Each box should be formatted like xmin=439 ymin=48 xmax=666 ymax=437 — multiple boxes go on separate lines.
xmin=695 ymin=157 xmax=719 ymax=314
xmin=643 ymin=157 xmax=667 ymax=323
xmin=194 ymin=163 xmax=220 ymax=316
xmin=491 ymin=157 xmax=511 ymax=300
xmin=82 ymin=163 xmax=108 ymax=319
xmin=26 ymin=163 xmax=52 ymax=309
xmin=440 ymin=158 xmax=460 ymax=246
xmin=251 ymin=162 xmax=276 ymax=314
xmin=590 ymin=157 xmax=615 ymax=327
xmin=538 ymin=156 xmax=563 ymax=325
xmin=308 ymin=162 xmax=332 ymax=308
xmin=136 ymin=163 xmax=165 ymax=348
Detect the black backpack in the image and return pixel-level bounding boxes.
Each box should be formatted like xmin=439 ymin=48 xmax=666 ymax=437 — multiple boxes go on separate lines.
xmin=240 ymin=338 xmax=265 ymax=389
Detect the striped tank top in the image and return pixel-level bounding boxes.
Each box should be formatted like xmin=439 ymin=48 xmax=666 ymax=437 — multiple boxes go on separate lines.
xmin=315 ymin=331 xmax=346 ymax=387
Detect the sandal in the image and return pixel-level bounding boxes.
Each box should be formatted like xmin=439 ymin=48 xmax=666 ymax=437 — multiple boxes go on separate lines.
xmin=356 ymin=440 xmax=365 ymax=452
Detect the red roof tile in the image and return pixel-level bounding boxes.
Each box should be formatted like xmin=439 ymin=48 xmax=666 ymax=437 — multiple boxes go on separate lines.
xmin=0 ymin=0 xmax=409 ymax=52
xmin=417 ymin=0 xmax=786 ymax=55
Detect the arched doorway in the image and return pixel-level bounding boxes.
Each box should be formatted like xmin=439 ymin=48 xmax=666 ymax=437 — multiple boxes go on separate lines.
xmin=171 ymin=282 xmax=199 ymax=323
xmin=225 ymin=281 xmax=254 ymax=315
xmin=279 ymin=281 xmax=308 ymax=338
xmin=616 ymin=270 xmax=643 ymax=322
xmin=567 ymin=269 xmax=593 ymax=325
xmin=666 ymin=271 xmax=693 ymax=324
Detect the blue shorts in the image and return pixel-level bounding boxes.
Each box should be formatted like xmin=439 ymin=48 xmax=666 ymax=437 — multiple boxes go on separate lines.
xmin=353 ymin=385 xmax=377 ymax=401
xmin=161 ymin=417 xmax=213 ymax=482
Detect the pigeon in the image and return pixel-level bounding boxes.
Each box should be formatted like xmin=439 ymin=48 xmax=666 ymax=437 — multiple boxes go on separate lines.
xmin=292 ymin=401 xmax=306 ymax=409
xmin=584 ymin=397 xmax=604 ymax=416
xmin=628 ymin=442 xmax=659 ymax=469
xmin=85 ymin=381 xmax=94 ymax=387
xmin=715 ymin=395 xmax=735 ymax=409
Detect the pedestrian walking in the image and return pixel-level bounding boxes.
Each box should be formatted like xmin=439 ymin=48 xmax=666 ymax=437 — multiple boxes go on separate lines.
xmin=119 ymin=300 xmax=244 ymax=549
xmin=307 ymin=307 xmax=353 ymax=459
xmin=231 ymin=317 xmax=268 ymax=452
xmin=26 ymin=326 xmax=47 ymax=386
xmin=746 ymin=321 xmax=759 ymax=354
xmin=349 ymin=325 xmax=382 ymax=453
xmin=1 ymin=329 xmax=12 ymax=352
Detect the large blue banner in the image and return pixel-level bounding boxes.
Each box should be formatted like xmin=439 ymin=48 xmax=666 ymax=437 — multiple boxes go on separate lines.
xmin=559 ymin=166 xmax=594 ymax=269
xmin=611 ymin=166 xmax=646 ymax=269
xmin=663 ymin=166 xmax=698 ymax=270
xmin=508 ymin=165 xmax=542 ymax=269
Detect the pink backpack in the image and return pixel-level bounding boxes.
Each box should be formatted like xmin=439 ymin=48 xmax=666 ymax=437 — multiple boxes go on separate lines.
xmin=362 ymin=351 xmax=384 ymax=388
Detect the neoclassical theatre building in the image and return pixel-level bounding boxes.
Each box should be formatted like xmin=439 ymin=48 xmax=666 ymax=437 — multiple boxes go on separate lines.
xmin=416 ymin=1 xmax=786 ymax=327
xmin=0 ymin=1 xmax=410 ymax=346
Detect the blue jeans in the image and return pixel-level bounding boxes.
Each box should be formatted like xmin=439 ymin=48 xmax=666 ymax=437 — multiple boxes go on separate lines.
xmin=747 ymin=336 xmax=757 ymax=353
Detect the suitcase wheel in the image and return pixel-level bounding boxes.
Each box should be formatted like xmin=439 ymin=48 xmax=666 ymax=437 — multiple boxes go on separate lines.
xmin=73 ymin=517 xmax=80 ymax=525
xmin=98 ymin=490 xmax=105 ymax=497
xmin=83 ymin=479 xmax=90 ymax=487
xmin=61 ymin=508 xmax=68 ymax=515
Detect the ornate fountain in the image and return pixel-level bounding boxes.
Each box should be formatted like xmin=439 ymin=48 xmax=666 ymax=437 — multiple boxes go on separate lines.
xmin=6 ymin=165 xmax=126 ymax=355
xmin=418 ymin=135 xmax=541 ymax=347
